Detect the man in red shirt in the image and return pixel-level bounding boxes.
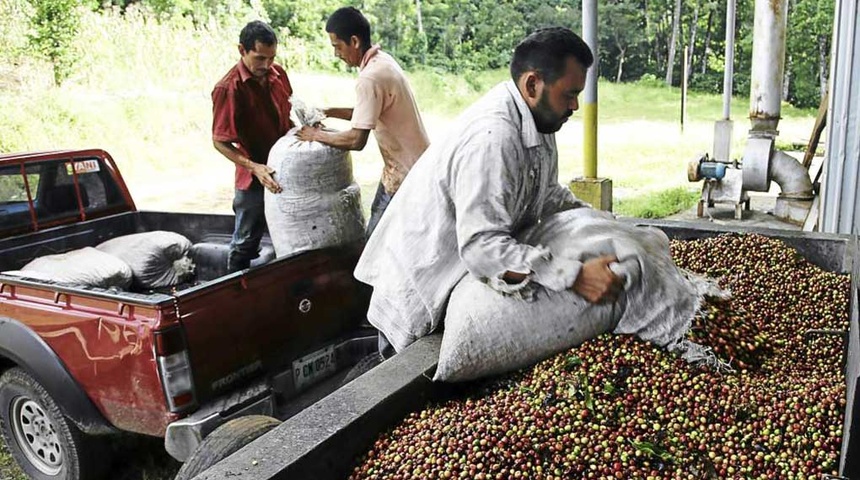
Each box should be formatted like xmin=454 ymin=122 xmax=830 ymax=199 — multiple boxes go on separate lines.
xmin=212 ymin=20 xmax=293 ymax=272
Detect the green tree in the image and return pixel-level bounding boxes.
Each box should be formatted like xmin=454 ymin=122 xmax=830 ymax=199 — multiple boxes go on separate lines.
xmin=664 ymin=0 xmax=682 ymax=84
xmin=269 ymin=0 xmax=342 ymax=39
xmin=1 ymin=0 xmax=34 ymax=64
xmin=599 ymin=0 xmax=647 ymax=82
xmin=29 ymin=0 xmax=83 ymax=86
xmin=412 ymin=0 xmax=581 ymax=73
xmin=363 ymin=0 xmax=422 ymax=67
xmin=76 ymin=0 xmax=830 ymax=110
xmin=786 ymin=0 xmax=833 ymax=108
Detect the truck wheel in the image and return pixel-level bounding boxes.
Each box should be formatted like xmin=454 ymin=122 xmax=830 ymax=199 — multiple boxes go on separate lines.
xmin=174 ymin=415 xmax=280 ymax=480
xmin=0 ymin=368 xmax=106 ymax=480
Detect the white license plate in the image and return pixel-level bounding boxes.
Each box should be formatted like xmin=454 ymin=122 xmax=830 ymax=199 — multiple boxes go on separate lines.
xmin=292 ymin=345 xmax=337 ymax=391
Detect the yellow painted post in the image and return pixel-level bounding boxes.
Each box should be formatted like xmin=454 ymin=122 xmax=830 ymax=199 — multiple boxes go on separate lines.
xmin=583 ymin=102 xmax=597 ymax=179
xmin=571 ymin=0 xmax=612 ymax=211
xmin=582 ymin=0 xmax=598 ymax=179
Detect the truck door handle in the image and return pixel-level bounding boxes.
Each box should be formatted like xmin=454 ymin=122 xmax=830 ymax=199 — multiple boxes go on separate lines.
xmin=53 ymin=292 xmax=69 ymax=306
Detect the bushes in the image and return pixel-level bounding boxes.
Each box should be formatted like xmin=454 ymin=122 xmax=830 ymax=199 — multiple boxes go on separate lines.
xmin=27 ymin=0 xmax=83 ymax=86
xmin=615 ymin=187 xmax=700 ymax=219
xmin=635 ymin=73 xmax=664 ymax=89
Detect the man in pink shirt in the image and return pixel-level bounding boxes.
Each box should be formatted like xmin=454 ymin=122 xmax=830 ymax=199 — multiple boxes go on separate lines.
xmin=296 ymin=7 xmax=429 ymax=238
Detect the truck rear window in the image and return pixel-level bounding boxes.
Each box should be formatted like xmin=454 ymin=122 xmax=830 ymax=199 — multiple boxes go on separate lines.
xmin=0 ymin=156 xmax=128 ymax=237
xmin=0 ymin=164 xmax=39 ymax=232
xmin=0 ymin=169 xmax=38 ymax=202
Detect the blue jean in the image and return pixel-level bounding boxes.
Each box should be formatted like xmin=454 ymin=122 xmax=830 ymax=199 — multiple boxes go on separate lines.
xmin=228 ymin=183 xmax=267 ymax=272
xmin=366 ymin=183 xmax=393 ymax=239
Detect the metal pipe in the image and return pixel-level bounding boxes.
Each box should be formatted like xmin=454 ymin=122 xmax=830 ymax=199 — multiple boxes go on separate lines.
xmin=770 ymin=151 xmax=814 ymax=198
xmin=713 ymin=0 xmax=737 ymax=163
xmin=722 ymin=0 xmax=736 ymax=120
xmin=749 ymin=0 xmax=788 ymax=132
xmin=582 ymin=0 xmax=598 ymax=179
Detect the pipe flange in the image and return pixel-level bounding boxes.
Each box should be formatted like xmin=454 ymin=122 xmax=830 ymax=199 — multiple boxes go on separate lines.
xmin=778 ymin=192 xmax=816 ymax=201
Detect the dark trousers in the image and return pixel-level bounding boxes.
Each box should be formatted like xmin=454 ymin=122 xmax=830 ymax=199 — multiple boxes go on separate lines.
xmin=228 ymin=183 xmax=266 ymax=273
xmin=378 ymin=331 xmax=396 ymax=360
xmin=367 ymin=182 xmax=396 ymax=358
xmin=366 ymin=183 xmax=393 ymax=239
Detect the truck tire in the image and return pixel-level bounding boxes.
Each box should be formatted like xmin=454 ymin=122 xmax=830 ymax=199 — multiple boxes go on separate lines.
xmin=174 ymin=415 xmax=280 ymax=480
xmin=0 ymin=368 xmax=107 ymax=480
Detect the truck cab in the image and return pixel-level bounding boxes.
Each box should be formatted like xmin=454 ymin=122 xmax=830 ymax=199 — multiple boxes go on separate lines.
xmin=0 ymin=149 xmax=135 ymax=237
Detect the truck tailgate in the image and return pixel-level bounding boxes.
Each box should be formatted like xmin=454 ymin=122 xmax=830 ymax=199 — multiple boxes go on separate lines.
xmin=173 ymin=245 xmax=370 ymax=405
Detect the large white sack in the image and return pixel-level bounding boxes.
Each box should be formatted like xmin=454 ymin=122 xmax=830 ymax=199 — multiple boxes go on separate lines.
xmin=435 ymin=208 xmax=723 ymax=382
xmin=265 ymin=130 xmax=365 ymax=257
xmin=97 ymin=231 xmax=194 ymax=289
xmin=434 ymin=274 xmax=622 ymax=382
xmin=20 ymin=247 xmax=133 ymax=289
xmin=517 ymin=209 xmax=724 ymax=348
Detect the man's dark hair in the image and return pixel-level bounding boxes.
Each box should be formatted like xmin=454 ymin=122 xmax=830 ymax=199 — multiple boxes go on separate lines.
xmin=326 ymin=7 xmax=372 ymax=49
xmin=240 ymin=20 xmax=278 ymax=51
xmin=510 ymin=27 xmax=594 ymax=84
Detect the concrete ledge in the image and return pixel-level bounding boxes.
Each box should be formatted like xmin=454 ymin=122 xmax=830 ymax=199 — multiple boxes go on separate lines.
xmin=195 ymin=334 xmax=442 ymax=480
xmin=569 ymin=177 xmax=612 ymax=211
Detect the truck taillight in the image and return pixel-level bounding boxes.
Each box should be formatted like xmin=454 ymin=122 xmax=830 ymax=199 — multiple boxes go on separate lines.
xmin=154 ymin=327 xmax=197 ymax=413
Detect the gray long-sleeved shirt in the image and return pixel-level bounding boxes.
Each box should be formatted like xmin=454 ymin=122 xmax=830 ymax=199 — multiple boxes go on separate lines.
xmin=354 ymin=81 xmax=588 ymax=351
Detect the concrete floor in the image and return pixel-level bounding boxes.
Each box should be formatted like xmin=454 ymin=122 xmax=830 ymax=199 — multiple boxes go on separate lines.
xmin=665 ymin=191 xmax=804 ymax=231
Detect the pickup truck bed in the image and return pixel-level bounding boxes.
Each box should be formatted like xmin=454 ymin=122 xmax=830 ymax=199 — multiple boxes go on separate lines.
xmin=1 ymin=209 xmax=273 ymax=285
xmin=1 ymin=209 xmax=374 ymax=437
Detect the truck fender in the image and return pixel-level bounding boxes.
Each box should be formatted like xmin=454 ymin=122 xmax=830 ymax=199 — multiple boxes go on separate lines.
xmin=0 ymin=317 xmax=116 ymax=435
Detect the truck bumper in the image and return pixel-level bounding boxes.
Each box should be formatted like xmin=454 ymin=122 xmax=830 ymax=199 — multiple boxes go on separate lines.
xmin=164 ymin=333 xmax=378 ymax=462
xmin=164 ymin=380 xmax=274 ymax=462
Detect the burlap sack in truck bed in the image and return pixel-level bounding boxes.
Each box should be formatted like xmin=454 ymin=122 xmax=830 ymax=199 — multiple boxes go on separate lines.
xmin=97 ymin=230 xmax=194 ymax=289
xmin=15 ymin=247 xmax=133 ymax=289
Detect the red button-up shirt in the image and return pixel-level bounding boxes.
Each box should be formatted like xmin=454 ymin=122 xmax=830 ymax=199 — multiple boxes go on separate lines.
xmin=212 ymin=60 xmax=293 ymax=190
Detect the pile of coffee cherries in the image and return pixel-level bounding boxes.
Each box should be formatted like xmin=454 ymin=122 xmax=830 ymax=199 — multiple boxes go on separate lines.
xmin=349 ymin=234 xmax=850 ymax=479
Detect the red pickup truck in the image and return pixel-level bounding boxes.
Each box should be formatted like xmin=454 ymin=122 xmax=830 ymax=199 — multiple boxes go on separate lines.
xmin=0 ymin=149 xmax=376 ymax=480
